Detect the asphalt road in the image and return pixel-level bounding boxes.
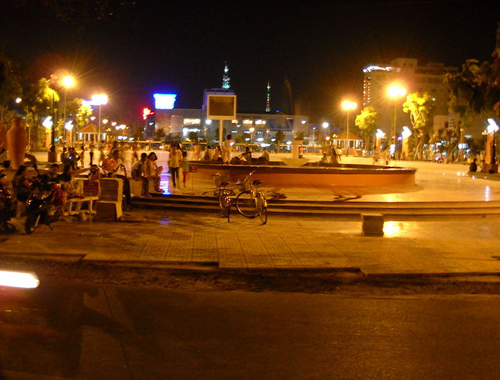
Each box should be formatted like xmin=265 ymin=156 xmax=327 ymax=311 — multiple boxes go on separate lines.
xmin=2 ymin=281 xmax=500 ymax=380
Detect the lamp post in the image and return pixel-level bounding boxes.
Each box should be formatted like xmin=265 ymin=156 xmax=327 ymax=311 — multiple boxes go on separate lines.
xmin=486 ymin=118 xmax=499 ymax=173
xmin=91 ymin=94 xmax=108 ymax=144
xmin=61 ymin=76 xmax=75 ymax=123
xmin=46 ymin=74 xmax=75 ymax=161
xmin=341 ymin=100 xmax=357 ymax=156
xmin=375 ymin=129 xmax=385 ymax=153
xmin=387 ymin=83 xmax=407 ymax=157
xmin=249 ymin=127 xmax=255 ymax=144
xmin=401 ymin=126 xmax=412 ymax=160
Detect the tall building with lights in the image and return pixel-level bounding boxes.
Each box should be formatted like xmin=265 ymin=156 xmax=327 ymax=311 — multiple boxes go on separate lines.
xmin=222 ymin=61 xmax=231 ymax=90
xmin=265 ymin=81 xmax=271 ymax=113
xmin=362 ymin=58 xmax=457 ymax=139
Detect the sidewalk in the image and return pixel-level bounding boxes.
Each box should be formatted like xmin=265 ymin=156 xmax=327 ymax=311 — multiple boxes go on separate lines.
xmin=3 ymin=208 xmax=500 ymax=278
xmin=3 ymin=154 xmax=500 ymax=279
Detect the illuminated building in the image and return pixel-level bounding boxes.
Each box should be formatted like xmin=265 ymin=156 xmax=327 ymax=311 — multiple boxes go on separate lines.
xmin=363 ymin=58 xmax=458 ymax=140
xmin=266 ymin=81 xmax=271 ymax=113
xmin=222 ymin=61 xmax=231 ymax=90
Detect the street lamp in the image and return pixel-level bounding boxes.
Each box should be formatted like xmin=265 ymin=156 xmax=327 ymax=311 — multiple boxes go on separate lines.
xmin=387 ymin=83 xmax=407 ymax=155
xmin=249 ymin=127 xmax=255 ymax=144
xmin=401 ymin=126 xmax=412 ymax=160
xmin=375 ymin=129 xmax=385 ymax=153
xmin=341 ymin=100 xmax=357 ymax=156
xmin=486 ymin=118 xmax=499 ymax=172
xmin=61 ymin=76 xmax=75 ymax=121
xmin=91 ymin=94 xmax=108 ymax=143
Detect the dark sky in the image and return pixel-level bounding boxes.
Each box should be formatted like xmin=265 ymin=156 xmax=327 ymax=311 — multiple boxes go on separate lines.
xmin=1 ymin=0 xmax=500 ymax=123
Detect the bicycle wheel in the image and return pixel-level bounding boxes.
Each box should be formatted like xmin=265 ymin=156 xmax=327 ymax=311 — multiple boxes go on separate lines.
xmin=219 ymin=189 xmax=231 ymax=222
xmin=257 ymin=192 xmax=267 ymax=224
xmin=236 ymin=191 xmax=257 ymax=218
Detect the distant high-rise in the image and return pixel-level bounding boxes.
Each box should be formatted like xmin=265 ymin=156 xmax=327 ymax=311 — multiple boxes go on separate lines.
xmin=266 ymin=81 xmax=271 ymax=113
xmin=222 ymin=61 xmax=231 ymax=90
xmin=362 ymin=58 xmax=457 ymax=138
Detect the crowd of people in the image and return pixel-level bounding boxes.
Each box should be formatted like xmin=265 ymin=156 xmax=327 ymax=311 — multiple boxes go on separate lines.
xmin=1 ymin=136 xmax=278 ymax=227
xmin=2 ymin=140 xmax=186 ymax=225
xmin=199 ymin=135 xmax=270 ymax=165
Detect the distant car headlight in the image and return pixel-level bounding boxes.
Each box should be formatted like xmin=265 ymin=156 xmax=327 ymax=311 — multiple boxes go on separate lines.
xmin=0 ymin=270 xmax=40 ymax=288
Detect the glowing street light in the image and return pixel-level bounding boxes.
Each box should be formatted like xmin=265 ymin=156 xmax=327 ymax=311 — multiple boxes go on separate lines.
xmin=91 ymin=94 xmax=108 ymax=143
xmin=387 ymin=83 xmax=407 ymax=151
xmin=401 ymin=126 xmax=412 ymax=159
xmin=249 ymin=127 xmax=255 ymax=143
xmin=486 ymin=118 xmax=499 ymax=170
xmin=341 ymin=100 xmax=357 ymax=156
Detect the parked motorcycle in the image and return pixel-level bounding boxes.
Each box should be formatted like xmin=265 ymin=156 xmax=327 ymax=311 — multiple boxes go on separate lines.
xmin=25 ymin=175 xmax=65 ymax=235
xmin=0 ymin=170 xmax=16 ymax=233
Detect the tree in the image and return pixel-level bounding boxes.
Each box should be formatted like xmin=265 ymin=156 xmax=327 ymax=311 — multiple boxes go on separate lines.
xmin=355 ymin=106 xmax=379 ymax=151
xmin=294 ymin=131 xmax=305 ymax=141
xmin=0 ymin=56 xmax=23 ymax=122
xmin=402 ymin=92 xmax=435 ymax=159
xmin=445 ymin=25 xmax=500 ymax=158
xmin=66 ymin=98 xmax=92 ymax=131
xmin=275 ymin=129 xmax=285 ymax=153
xmin=188 ymin=131 xmax=199 ymax=142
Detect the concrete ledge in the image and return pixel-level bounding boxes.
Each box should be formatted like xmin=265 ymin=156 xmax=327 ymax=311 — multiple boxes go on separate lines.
xmin=362 ymin=213 xmax=384 ymax=236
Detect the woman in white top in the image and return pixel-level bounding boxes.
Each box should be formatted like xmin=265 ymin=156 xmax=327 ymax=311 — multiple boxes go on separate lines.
xmin=168 ymin=144 xmax=182 ymax=188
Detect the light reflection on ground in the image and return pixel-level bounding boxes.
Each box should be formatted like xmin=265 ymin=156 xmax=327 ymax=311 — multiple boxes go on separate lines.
xmin=383 ymin=221 xmax=407 ymax=238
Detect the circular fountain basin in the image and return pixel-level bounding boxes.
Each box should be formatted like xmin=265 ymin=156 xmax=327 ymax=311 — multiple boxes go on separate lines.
xmin=189 ymin=161 xmax=416 ymax=188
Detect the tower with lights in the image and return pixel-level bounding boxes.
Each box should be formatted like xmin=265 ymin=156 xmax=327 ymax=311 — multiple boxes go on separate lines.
xmin=265 ymin=80 xmax=271 ymax=113
xmin=222 ymin=61 xmax=231 ymax=90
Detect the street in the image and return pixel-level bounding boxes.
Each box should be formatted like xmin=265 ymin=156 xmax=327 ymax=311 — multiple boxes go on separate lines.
xmin=2 ymin=281 xmax=500 ymax=380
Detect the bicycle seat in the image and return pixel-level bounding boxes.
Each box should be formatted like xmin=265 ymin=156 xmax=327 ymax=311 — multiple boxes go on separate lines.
xmin=220 ymin=181 xmax=229 ymax=187
xmin=252 ymin=180 xmax=262 ymax=186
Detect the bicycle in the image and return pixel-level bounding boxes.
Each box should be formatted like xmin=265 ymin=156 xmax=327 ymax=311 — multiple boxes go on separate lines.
xmin=235 ymin=170 xmax=268 ymax=224
xmin=212 ymin=173 xmax=235 ymax=222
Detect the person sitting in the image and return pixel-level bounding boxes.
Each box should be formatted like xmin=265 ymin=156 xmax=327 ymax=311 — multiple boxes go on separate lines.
xmin=239 ymin=147 xmax=252 ymax=164
xmin=211 ymin=146 xmax=222 ymax=162
xmin=259 ymin=148 xmax=270 ymax=163
xmin=203 ymin=146 xmax=213 ymax=161
xmin=319 ymin=153 xmax=328 ymax=165
xmin=132 ymin=153 xmax=150 ymax=196
xmin=12 ymin=165 xmax=33 ymax=218
xmin=469 ymin=158 xmax=478 ymax=172
xmin=24 ymin=152 xmax=38 ymax=171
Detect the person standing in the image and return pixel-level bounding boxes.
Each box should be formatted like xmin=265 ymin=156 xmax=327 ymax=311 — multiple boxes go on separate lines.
xmin=181 ymin=150 xmax=190 ymax=187
xmin=89 ymin=141 xmax=95 ymax=166
xmin=168 ymin=144 xmax=182 ymax=189
xmin=108 ymin=149 xmax=132 ymax=209
xmin=222 ymin=134 xmax=233 ymax=164
xmin=80 ymin=144 xmax=86 ymax=167
xmin=147 ymin=152 xmax=162 ymax=192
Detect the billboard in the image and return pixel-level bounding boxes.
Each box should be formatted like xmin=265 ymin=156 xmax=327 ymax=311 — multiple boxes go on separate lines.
xmin=207 ymin=94 xmax=237 ymax=120
xmin=154 ymin=93 xmax=177 ymax=110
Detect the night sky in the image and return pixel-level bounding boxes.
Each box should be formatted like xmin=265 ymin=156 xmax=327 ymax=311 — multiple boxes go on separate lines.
xmin=1 ymin=0 xmax=500 ymax=123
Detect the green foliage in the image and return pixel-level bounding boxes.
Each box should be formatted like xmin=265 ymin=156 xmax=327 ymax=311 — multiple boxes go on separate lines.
xmin=275 ymin=129 xmax=285 ymax=143
xmin=66 ymin=98 xmax=92 ymax=130
xmin=446 ymin=58 xmax=500 ymax=121
xmin=294 ymin=131 xmax=305 ymax=140
xmin=402 ymin=92 xmax=435 ymax=159
xmin=402 ymin=92 xmax=435 ymax=133
xmin=355 ymin=106 xmax=379 ymax=137
xmin=187 ymin=131 xmax=199 ymax=142
xmin=0 ymin=56 xmax=23 ymax=122
xmin=274 ymin=129 xmax=285 ymax=152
